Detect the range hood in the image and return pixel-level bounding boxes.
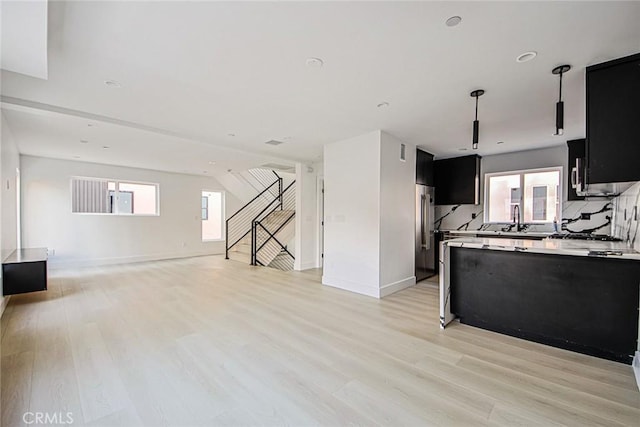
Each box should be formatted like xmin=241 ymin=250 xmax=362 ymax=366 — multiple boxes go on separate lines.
xmin=576 ymin=182 xmax=634 ymax=198
xmin=572 ymin=158 xmax=634 ymax=198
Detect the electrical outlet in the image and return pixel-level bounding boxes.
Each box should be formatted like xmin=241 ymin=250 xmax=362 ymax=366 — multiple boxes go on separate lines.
xmin=580 ymin=212 xmax=591 ymax=220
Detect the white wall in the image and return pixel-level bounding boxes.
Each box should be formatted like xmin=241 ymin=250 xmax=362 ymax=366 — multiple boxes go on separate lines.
xmin=482 ymin=145 xmax=567 ymax=200
xmin=294 ymin=162 xmax=318 ymax=271
xmin=379 ymin=131 xmax=416 ymax=297
xmin=322 ymin=130 xmax=416 ymax=298
xmin=21 ymin=155 xmax=241 ymax=267
xmin=1 ymin=112 xmax=20 ymax=314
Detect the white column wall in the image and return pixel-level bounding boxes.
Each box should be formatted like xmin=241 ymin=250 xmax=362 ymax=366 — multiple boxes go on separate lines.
xmin=379 ymin=131 xmax=416 ymax=296
xmin=322 ymin=131 xmax=382 ymax=297
xmin=294 ymin=162 xmax=318 ymax=271
xmin=323 ymin=130 xmax=416 ymax=298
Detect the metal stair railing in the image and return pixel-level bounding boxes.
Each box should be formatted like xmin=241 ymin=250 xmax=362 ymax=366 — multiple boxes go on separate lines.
xmin=251 ymin=180 xmax=296 ymax=267
xmin=248 ymin=169 xmax=281 ymax=199
xmin=225 ymin=177 xmax=282 ymax=259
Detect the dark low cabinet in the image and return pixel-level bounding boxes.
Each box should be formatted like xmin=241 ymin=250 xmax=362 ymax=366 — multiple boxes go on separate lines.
xmin=2 ymin=248 xmax=48 ymax=296
xmin=450 ymin=247 xmax=640 ymax=364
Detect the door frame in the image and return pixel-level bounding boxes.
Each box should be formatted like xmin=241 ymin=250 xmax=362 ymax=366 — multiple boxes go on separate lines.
xmin=316 ymin=175 xmax=324 ymax=268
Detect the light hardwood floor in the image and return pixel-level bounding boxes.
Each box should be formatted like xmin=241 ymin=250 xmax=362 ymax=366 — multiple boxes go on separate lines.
xmin=2 ymin=255 xmax=639 ymax=426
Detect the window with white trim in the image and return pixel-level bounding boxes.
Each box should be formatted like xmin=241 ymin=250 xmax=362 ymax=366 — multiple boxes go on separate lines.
xmin=71 ymin=177 xmax=159 ymax=215
xmin=485 ymin=167 xmax=562 ymax=223
xmin=202 ymin=190 xmax=224 ymax=241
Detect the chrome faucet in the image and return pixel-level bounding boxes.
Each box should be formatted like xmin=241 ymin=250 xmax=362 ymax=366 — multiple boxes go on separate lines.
xmin=512 ymin=204 xmax=522 ymax=232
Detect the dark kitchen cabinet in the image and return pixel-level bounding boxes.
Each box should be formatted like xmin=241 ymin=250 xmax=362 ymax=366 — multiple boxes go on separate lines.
xmin=567 ymin=139 xmax=585 ymax=201
xmin=434 ymin=154 xmax=481 ymax=205
xmin=416 ymin=149 xmax=434 ymax=186
xmin=586 ymin=52 xmax=640 ymax=184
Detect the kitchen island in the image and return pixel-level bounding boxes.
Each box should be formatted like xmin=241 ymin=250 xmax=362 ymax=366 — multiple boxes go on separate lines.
xmin=439 ymin=237 xmax=640 ymax=366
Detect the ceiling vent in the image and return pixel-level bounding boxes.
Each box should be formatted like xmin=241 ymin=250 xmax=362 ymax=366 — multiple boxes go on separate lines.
xmin=260 ymin=163 xmax=295 ymax=172
xmin=264 ymin=139 xmax=284 ymax=146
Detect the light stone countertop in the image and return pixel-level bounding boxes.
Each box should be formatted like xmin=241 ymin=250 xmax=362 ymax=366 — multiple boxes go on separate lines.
xmin=443 ymin=237 xmax=640 ymax=260
xmin=443 ymin=230 xmax=555 ymax=238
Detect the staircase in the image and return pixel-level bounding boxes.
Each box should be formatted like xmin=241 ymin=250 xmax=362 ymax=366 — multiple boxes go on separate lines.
xmin=226 ymin=171 xmax=296 ymax=271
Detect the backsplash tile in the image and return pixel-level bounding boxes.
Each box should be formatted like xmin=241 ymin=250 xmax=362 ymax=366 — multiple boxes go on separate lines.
xmin=612 ymin=181 xmax=640 ymax=251
xmin=561 ymin=200 xmax=612 ymax=234
xmin=434 ymin=204 xmax=483 ymax=231
xmin=435 ymin=200 xmax=612 ymax=235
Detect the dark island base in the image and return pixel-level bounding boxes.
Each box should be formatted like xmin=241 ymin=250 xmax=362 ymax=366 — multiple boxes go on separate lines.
xmin=450 ymin=247 xmax=640 ymax=364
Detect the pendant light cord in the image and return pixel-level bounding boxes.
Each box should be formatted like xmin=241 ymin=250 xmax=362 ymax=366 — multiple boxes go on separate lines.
xmin=558 ymin=71 xmax=563 ymax=103
xmin=475 ymin=95 xmax=479 ymax=120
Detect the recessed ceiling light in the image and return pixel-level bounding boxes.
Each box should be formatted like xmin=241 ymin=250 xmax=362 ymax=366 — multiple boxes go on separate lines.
xmin=227 ymin=133 xmax=236 ymax=137
xmin=458 ymin=148 xmax=468 ymax=151
xmin=445 ymin=16 xmax=462 ymax=27
xmin=377 ymin=102 xmax=390 ymax=108
xmin=102 ymin=146 xmax=110 ymax=149
xmin=208 ymin=161 xmax=216 ymax=165
xmin=496 ymin=141 xmax=505 ymax=144
xmin=305 ymin=57 xmax=324 ymax=68
xmin=104 ymin=79 xmax=122 ymax=88
xmin=80 ymin=139 xmax=89 ymax=144
xmin=516 ymin=51 xmax=537 ymax=63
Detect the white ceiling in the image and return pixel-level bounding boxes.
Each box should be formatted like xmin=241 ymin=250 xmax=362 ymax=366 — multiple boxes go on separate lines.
xmin=0 ymin=0 xmax=48 ymax=79
xmin=2 ymin=1 xmax=640 ymax=174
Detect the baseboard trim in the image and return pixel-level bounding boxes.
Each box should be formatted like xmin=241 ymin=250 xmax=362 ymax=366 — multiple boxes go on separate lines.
xmin=321 ymin=275 xmax=380 ymax=298
xmin=633 ymin=351 xmax=640 ymax=392
xmin=295 ymin=261 xmax=318 ymax=271
xmin=380 ymin=276 xmax=416 ymax=298
xmin=48 ymin=250 xmax=224 ymax=269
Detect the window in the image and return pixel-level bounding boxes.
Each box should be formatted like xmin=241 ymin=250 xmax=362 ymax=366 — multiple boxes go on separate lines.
xmin=485 ymin=167 xmax=561 ymax=223
xmin=202 ymin=190 xmax=224 ymax=241
xmin=201 ymin=196 xmax=209 ymax=220
xmin=71 ymin=177 xmax=158 ymax=215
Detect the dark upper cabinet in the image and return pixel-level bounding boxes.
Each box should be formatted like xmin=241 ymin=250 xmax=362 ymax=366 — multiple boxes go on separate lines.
xmin=567 ymin=139 xmax=586 ymax=201
xmin=416 ymin=149 xmax=434 ymax=186
xmin=434 ymin=154 xmax=481 ymax=205
xmin=586 ymin=52 xmax=640 ymax=184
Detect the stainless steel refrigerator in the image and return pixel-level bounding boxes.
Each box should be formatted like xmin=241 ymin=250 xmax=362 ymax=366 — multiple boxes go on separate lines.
xmin=416 ymin=184 xmax=436 ymax=281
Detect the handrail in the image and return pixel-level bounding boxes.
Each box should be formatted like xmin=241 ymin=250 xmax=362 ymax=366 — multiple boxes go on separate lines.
xmin=255 ymin=221 xmax=295 ymax=259
xmin=255 ymin=211 xmax=295 ymax=253
xmin=227 ymin=179 xmax=280 ymax=222
xmin=225 ymin=176 xmax=282 ymax=259
xmin=225 ymin=172 xmax=295 ymax=269
xmin=250 ymin=180 xmax=295 ymax=225
xmin=250 ymin=180 xmax=295 ymax=265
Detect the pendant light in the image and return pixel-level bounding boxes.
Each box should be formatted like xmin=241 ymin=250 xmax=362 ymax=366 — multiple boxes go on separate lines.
xmin=470 ymin=89 xmax=485 ymax=150
xmin=552 ymin=65 xmax=571 ymax=136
